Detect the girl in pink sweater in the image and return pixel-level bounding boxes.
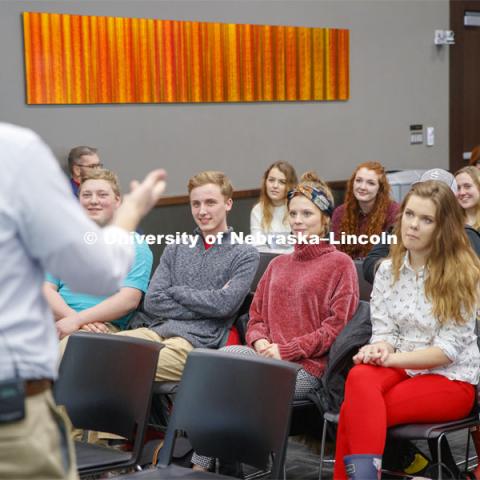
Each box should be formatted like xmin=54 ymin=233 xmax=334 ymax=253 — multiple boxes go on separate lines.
xmin=192 ymin=172 xmax=359 ymax=471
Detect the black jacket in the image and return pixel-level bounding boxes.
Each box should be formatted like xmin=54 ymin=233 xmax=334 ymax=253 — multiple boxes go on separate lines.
xmin=307 ymin=301 xmax=371 ymax=414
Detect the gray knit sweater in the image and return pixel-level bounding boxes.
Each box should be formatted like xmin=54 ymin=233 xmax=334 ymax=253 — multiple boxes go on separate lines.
xmin=140 ymin=229 xmax=259 ymax=348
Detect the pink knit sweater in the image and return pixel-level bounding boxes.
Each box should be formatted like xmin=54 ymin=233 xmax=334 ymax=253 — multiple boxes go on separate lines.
xmin=246 ymin=242 xmax=359 ymax=377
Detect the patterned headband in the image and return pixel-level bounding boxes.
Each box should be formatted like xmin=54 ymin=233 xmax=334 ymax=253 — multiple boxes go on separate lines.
xmin=287 ymin=184 xmax=334 ymax=217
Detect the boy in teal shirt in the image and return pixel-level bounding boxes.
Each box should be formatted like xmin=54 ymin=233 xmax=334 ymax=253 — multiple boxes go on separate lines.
xmin=44 ymin=169 xmax=153 ymax=337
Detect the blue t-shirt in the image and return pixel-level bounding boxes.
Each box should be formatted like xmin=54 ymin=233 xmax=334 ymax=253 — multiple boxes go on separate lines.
xmin=46 ymin=234 xmax=153 ymax=330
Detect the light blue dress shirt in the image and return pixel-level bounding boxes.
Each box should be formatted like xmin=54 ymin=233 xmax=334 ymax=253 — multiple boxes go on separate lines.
xmin=0 ymin=123 xmax=134 ymax=381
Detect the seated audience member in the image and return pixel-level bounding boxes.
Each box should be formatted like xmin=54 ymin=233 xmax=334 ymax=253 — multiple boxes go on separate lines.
xmin=192 ymin=172 xmax=359 ymax=472
xmin=364 ymin=169 xmax=480 ymax=284
xmin=117 ymin=171 xmax=259 ymax=382
xmin=469 ymin=145 xmax=480 ymax=170
xmin=67 ymin=145 xmax=102 ymax=196
xmin=331 ymin=161 xmax=399 ymax=259
xmin=455 ymin=166 xmax=480 ymax=479
xmin=250 ymin=161 xmax=297 ymax=247
xmin=44 ymin=169 xmax=153 ymax=337
xmin=334 ymin=181 xmax=480 ymax=480
xmin=455 ymin=166 xmax=480 ymax=230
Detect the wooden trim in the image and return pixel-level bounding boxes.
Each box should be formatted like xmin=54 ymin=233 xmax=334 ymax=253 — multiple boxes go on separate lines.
xmin=449 ymin=0 xmax=480 ymax=172
xmin=450 ymin=0 xmax=465 ymax=173
xmin=328 ymin=180 xmax=348 ymax=190
xmin=155 ymin=181 xmax=347 ymax=207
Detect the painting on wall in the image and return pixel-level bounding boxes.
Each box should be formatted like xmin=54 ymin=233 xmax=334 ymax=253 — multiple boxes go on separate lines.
xmin=23 ymin=12 xmax=349 ymax=104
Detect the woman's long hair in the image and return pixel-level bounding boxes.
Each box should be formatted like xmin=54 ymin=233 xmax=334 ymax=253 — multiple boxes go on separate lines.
xmin=454 ymin=166 xmax=480 ymax=230
xmin=390 ymin=181 xmax=480 ymax=326
xmin=258 ymin=161 xmax=297 ymax=232
xmin=339 ymin=161 xmax=393 ymax=257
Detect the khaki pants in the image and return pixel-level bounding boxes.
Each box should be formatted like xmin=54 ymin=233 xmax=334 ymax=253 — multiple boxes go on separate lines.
xmin=115 ymin=328 xmax=194 ymax=382
xmin=0 ymin=390 xmax=78 ymax=480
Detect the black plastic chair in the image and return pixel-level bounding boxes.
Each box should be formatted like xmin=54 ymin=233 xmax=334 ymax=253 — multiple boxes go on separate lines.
xmin=388 ymin=415 xmax=479 ymax=479
xmin=54 ymin=332 xmax=162 ymax=477
xmin=148 ymin=291 xmax=255 ymax=433
xmin=318 ymin=406 xmax=480 ymax=479
xmin=319 ymin=319 xmax=480 ymax=479
xmin=116 ymin=348 xmax=299 ymax=479
xmin=250 ymin=251 xmax=280 ymax=292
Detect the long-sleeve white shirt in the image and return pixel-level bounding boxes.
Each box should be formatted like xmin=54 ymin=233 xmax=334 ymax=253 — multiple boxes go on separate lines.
xmin=250 ymin=203 xmax=292 ymax=250
xmin=0 ymin=123 xmax=134 ymax=381
xmin=370 ymin=257 xmax=480 ymax=384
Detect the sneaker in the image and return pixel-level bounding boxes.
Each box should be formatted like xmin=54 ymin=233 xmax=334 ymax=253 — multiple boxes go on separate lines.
xmin=404 ymin=453 xmax=430 ymax=475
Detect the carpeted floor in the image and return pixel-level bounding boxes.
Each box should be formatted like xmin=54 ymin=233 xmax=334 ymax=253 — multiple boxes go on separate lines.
xmin=282 ymin=430 xmax=477 ymax=479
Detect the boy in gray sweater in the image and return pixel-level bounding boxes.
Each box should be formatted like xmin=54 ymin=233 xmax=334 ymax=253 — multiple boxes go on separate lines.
xmin=118 ymin=171 xmax=259 ymax=382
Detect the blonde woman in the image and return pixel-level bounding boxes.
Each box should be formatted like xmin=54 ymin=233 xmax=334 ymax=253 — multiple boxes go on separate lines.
xmin=334 ymin=181 xmax=480 ymax=479
xmin=455 ymin=166 xmax=480 ymax=230
xmin=250 ymin=161 xmax=297 ymax=246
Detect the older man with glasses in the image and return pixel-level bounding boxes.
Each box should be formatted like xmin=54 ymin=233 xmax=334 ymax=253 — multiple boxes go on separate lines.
xmin=67 ymin=145 xmax=103 ymax=196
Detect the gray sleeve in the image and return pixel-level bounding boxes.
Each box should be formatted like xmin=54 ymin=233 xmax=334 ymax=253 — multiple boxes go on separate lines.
xmin=169 ymin=247 xmax=259 ymax=318
xmin=143 ymin=245 xmax=198 ymax=320
xmin=16 ymin=131 xmax=133 ymax=296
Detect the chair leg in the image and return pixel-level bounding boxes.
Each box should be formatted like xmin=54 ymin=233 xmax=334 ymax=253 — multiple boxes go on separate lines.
xmin=465 ymin=428 xmax=472 ymax=475
xmin=318 ymin=417 xmax=329 ymax=480
xmin=437 ymin=435 xmax=443 ymax=480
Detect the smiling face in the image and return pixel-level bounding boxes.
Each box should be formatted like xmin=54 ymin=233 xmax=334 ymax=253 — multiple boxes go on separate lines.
xmin=401 ymin=194 xmax=437 ymax=257
xmin=190 ymin=183 xmax=233 ymax=237
xmin=455 ymin=172 xmax=480 ymax=212
xmin=353 ymin=167 xmax=380 ymax=207
xmin=288 ymin=195 xmax=326 ymax=238
xmin=265 ymin=167 xmax=288 ymax=205
xmin=79 ymin=179 xmax=121 ymax=227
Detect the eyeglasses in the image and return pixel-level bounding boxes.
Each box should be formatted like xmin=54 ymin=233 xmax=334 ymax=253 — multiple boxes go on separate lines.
xmin=76 ymin=162 xmax=103 ymax=169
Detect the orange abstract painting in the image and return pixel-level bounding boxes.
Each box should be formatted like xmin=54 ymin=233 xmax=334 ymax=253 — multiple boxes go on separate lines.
xmin=23 ymin=12 xmax=349 ymax=104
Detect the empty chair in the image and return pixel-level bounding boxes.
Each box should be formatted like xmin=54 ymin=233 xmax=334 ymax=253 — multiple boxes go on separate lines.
xmin=116 ymin=348 xmax=299 ymax=479
xmin=54 ymin=332 xmax=161 ymax=477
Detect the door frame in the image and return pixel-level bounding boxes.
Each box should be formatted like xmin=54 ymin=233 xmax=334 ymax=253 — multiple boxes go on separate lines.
xmin=450 ymin=0 xmax=480 ymax=172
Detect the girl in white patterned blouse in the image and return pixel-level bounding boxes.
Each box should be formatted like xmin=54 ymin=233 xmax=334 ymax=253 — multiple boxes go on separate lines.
xmin=334 ymin=180 xmax=480 ymax=480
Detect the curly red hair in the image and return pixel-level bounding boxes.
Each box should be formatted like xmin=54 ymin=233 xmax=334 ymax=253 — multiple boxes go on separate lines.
xmin=339 ymin=161 xmax=393 ymax=257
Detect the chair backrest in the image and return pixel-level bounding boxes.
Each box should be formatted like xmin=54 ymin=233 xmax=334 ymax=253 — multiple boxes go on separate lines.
xmin=157 ymin=349 xmax=298 ymax=478
xmin=54 ymin=333 xmax=161 ymax=444
xmin=250 ymin=251 xmax=280 ymax=291
xmin=354 ymin=259 xmax=373 ymax=301
xmin=386 ymin=169 xmax=429 ymax=203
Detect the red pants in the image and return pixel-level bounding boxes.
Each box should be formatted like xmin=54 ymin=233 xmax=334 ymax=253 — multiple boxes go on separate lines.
xmin=333 ymin=364 xmax=475 ymax=479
